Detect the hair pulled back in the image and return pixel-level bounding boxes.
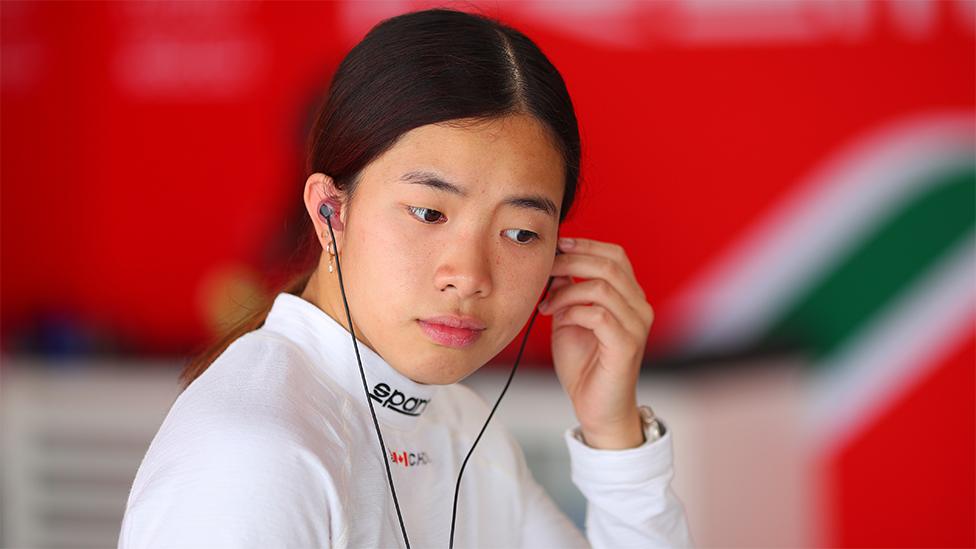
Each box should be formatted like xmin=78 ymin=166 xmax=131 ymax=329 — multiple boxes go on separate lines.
xmin=180 ymin=7 xmax=581 ymax=389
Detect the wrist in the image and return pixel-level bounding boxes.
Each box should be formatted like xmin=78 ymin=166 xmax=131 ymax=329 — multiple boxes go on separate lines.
xmin=578 ymin=408 xmax=645 ymax=449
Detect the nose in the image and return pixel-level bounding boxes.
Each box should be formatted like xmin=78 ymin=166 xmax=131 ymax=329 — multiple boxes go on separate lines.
xmin=433 ymin=238 xmax=493 ymax=299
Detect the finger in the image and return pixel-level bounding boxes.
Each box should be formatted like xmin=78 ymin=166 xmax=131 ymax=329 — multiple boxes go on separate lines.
xmin=553 ymin=304 xmax=640 ymax=370
xmin=558 ymin=237 xmax=636 ymax=278
xmin=550 ymin=251 xmax=647 ymax=304
xmin=540 ymin=278 xmax=649 ymax=340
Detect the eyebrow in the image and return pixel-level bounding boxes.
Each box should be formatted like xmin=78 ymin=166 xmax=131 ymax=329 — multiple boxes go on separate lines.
xmin=398 ymin=170 xmax=558 ymax=220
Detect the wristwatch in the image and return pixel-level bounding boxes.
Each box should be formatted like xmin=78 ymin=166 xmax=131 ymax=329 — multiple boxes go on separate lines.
xmin=639 ymin=404 xmax=664 ymax=443
xmin=573 ymin=404 xmax=665 ymax=447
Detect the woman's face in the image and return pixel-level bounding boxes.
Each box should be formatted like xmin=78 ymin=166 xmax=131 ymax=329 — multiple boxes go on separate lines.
xmin=308 ymin=113 xmax=565 ymax=385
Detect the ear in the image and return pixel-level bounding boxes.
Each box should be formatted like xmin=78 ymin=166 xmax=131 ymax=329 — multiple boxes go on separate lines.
xmin=304 ymin=172 xmax=348 ymax=252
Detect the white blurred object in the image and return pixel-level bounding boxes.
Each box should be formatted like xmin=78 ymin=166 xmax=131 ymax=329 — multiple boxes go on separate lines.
xmin=467 ymin=352 xmax=815 ymax=548
xmin=0 ymin=359 xmax=181 ymax=549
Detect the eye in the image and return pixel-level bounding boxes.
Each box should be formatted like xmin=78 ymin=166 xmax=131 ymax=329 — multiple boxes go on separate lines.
xmin=503 ymin=228 xmax=540 ymax=245
xmin=406 ymin=205 xmax=446 ymax=224
xmin=407 ymin=205 xmax=538 ymax=245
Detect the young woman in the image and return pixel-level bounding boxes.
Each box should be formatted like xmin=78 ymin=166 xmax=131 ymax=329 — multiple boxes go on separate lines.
xmin=119 ymin=8 xmax=693 ymax=549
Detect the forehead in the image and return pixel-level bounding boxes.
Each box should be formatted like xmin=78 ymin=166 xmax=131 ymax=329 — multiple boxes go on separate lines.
xmin=360 ymin=114 xmax=565 ymax=209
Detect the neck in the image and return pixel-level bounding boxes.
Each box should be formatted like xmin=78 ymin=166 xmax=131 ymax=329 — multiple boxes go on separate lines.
xmin=300 ymin=255 xmax=376 ymax=353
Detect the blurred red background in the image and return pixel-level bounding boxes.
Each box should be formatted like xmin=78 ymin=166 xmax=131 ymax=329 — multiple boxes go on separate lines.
xmin=2 ymin=1 xmax=973 ymax=547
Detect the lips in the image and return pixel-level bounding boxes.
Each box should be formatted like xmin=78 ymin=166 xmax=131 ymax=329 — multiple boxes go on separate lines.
xmin=417 ymin=315 xmax=486 ymax=348
xmin=419 ymin=315 xmax=486 ymax=330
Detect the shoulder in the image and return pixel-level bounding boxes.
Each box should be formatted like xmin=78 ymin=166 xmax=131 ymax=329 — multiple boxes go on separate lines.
xmin=177 ymin=329 xmax=339 ymax=426
xmin=198 ymin=328 xmax=312 ymax=389
xmin=129 ymin=379 xmax=335 ymax=500
xmin=128 ymin=331 xmax=344 ymax=500
xmin=122 ymin=405 xmax=335 ymax=534
xmin=120 ymin=415 xmax=334 ymax=547
xmin=121 ymin=331 xmax=355 ymax=546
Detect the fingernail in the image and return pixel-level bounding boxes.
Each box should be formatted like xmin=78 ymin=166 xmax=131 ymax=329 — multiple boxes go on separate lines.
xmin=558 ymin=237 xmax=575 ymax=249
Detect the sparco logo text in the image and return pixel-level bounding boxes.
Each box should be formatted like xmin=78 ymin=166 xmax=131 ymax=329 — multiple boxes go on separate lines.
xmin=369 ymin=382 xmax=429 ymax=416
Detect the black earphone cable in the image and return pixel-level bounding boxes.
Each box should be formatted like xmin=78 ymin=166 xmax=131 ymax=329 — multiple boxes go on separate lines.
xmin=448 ymin=272 xmax=557 ymax=549
xmin=323 ymin=209 xmax=412 ymax=549
xmin=322 ymin=201 xmax=559 ymax=549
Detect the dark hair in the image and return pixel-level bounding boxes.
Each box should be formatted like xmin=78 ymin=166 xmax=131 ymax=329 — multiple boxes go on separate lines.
xmin=179 ymin=7 xmax=582 ymax=389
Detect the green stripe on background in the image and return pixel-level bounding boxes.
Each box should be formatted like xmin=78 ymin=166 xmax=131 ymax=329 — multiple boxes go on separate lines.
xmin=756 ymin=162 xmax=975 ymax=365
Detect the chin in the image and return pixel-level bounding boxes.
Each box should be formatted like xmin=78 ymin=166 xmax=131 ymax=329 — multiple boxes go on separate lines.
xmin=404 ymin=360 xmax=479 ymax=385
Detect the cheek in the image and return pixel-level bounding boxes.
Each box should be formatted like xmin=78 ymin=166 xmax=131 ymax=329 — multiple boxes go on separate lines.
xmin=506 ymin=248 xmax=551 ymax=288
xmin=496 ymin=253 xmax=552 ymax=319
xmin=352 ymin=224 xmax=429 ymax=308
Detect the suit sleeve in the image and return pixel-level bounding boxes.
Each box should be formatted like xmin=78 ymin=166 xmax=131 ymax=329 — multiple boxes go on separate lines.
xmin=565 ymin=415 xmax=695 ymax=548
xmin=517 ymin=414 xmax=695 ymax=548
